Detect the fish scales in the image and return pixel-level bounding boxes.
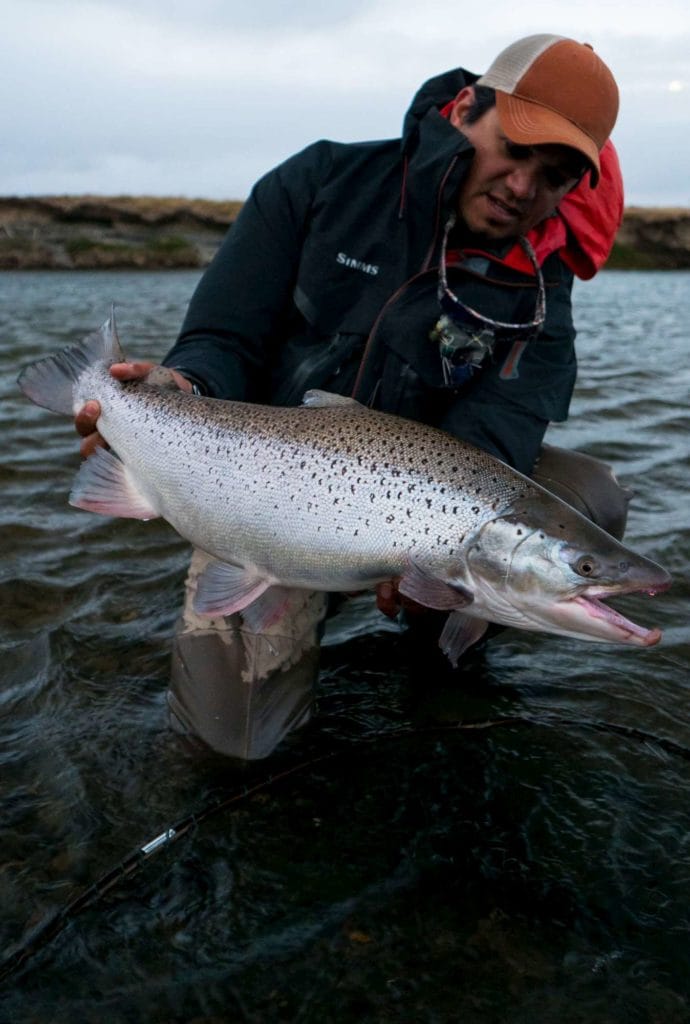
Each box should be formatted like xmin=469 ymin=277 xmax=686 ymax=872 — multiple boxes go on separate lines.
xmin=87 ymin=369 xmax=534 ymax=588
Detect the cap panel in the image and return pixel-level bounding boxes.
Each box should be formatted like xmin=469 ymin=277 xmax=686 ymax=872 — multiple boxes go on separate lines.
xmin=513 ymin=40 xmax=618 ymax=146
xmin=477 ymin=34 xmax=565 ymax=91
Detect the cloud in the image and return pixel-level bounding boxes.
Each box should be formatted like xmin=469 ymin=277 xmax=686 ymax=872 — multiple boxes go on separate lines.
xmin=96 ymin=0 xmax=371 ymax=31
xmin=4 ymin=0 xmax=690 ymax=204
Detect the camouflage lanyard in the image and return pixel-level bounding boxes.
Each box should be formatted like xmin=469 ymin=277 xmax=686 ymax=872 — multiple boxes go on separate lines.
xmin=430 ymin=212 xmax=546 ymax=387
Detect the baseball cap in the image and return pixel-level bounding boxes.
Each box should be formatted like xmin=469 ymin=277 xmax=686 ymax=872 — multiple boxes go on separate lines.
xmin=477 ymin=34 xmax=619 ymax=186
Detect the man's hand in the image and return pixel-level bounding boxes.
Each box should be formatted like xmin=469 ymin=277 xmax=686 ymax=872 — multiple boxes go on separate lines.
xmin=74 ymin=362 xmax=193 ymax=457
xmin=375 ymin=579 xmax=428 ymax=619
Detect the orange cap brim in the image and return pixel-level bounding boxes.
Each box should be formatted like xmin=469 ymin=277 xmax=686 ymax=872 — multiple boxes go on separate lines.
xmin=495 ymin=90 xmax=600 ymax=186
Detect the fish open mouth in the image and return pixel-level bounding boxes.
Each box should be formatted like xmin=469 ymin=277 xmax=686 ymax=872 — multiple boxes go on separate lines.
xmin=565 ymin=579 xmax=671 ymax=646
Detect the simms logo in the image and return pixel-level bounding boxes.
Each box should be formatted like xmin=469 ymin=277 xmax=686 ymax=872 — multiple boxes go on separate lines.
xmin=336 ymin=252 xmax=379 ymax=276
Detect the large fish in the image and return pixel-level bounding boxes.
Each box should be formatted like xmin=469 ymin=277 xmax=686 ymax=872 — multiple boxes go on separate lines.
xmin=18 ymin=314 xmax=670 ymax=665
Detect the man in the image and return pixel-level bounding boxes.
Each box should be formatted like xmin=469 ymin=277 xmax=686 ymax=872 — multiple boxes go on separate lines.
xmin=76 ymin=34 xmax=628 ymax=760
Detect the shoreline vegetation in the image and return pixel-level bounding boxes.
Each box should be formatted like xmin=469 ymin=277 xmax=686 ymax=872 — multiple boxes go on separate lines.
xmin=1 ymin=195 xmax=689 ymax=271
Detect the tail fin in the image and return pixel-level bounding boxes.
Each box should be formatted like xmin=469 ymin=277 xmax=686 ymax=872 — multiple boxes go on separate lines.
xmin=17 ymin=310 xmax=124 ymax=415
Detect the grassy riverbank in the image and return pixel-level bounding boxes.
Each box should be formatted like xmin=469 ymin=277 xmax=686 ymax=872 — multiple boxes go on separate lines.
xmin=1 ymin=196 xmax=688 ymax=270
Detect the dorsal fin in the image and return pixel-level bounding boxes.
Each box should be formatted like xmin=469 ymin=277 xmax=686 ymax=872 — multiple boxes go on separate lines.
xmin=301 ymin=390 xmax=364 ymax=410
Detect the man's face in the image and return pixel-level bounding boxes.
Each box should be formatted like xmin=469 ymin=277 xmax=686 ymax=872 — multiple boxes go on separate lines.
xmin=450 ymin=90 xmax=586 ymax=241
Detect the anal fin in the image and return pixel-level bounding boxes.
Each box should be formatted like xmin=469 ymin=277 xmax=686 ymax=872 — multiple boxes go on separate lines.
xmin=69 ymin=447 xmax=159 ymax=520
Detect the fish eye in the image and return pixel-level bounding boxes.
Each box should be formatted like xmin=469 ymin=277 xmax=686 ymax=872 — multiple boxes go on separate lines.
xmin=575 ymin=555 xmax=598 ymax=577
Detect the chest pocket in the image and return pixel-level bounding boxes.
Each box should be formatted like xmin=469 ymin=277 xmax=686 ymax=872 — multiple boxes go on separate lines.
xmin=293 ymin=232 xmax=398 ymax=335
xmin=268 ymin=231 xmax=405 ymax=405
xmin=371 ymin=260 xmax=557 ymax=421
xmin=268 ymin=240 xmax=396 ymax=406
xmin=378 ymin=262 xmax=541 ymax=378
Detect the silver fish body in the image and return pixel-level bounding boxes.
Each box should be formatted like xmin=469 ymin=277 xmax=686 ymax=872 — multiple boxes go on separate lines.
xmin=18 ymin=314 xmax=671 ymax=663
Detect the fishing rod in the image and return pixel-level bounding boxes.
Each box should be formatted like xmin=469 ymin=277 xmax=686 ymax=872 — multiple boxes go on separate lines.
xmin=2 ymin=713 xmax=688 ymax=986
xmin=0 ymin=746 xmax=339 ymax=986
xmin=0 ymin=717 xmax=517 ymax=986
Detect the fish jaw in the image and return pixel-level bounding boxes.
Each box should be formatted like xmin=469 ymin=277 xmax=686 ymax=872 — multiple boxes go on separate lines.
xmin=464 ymin=573 xmax=671 ymax=647
xmin=536 ymin=591 xmax=661 ymax=646
xmin=548 ymin=573 xmax=672 ymax=647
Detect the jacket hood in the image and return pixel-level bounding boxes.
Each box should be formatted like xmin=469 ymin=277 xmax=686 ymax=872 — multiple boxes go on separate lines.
xmin=402 ymin=67 xmax=478 ymax=150
xmin=503 ymin=140 xmax=624 ymax=280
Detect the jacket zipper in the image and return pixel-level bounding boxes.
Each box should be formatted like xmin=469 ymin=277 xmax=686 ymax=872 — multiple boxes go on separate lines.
xmin=351 ymin=155 xmax=459 ymax=403
xmin=350 ymin=267 xmax=435 ymax=403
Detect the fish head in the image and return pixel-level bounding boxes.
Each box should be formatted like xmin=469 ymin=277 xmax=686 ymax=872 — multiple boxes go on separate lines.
xmin=457 ymin=499 xmax=671 ymax=646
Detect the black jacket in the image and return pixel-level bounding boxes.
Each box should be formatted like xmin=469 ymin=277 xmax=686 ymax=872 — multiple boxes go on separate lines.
xmin=163 ymin=67 xmax=577 ymax=474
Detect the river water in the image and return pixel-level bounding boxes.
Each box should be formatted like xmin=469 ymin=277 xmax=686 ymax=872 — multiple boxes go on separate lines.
xmin=0 ymin=269 xmax=688 ymax=1022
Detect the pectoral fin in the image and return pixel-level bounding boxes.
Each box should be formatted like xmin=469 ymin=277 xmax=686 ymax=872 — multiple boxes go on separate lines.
xmin=398 ymin=561 xmax=473 ymax=610
xmin=194 ymin=560 xmax=272 ymax=618
xmin=438 ymin=612 xmax=488 ymax=668
xmin=69 ymin=447 xmax=159 ymax=520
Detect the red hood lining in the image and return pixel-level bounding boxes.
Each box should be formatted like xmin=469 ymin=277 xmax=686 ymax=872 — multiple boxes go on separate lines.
xmin=438 ymin=101 xmax=624 ymax=280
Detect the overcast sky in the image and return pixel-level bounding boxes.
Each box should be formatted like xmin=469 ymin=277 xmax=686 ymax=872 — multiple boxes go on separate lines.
xmin=4 ymin=0 xmax=689 ymax=206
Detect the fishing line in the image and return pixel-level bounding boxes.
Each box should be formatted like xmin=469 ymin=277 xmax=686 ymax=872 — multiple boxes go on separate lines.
xmin=2 ymin=712 xmax=689 ymax=987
